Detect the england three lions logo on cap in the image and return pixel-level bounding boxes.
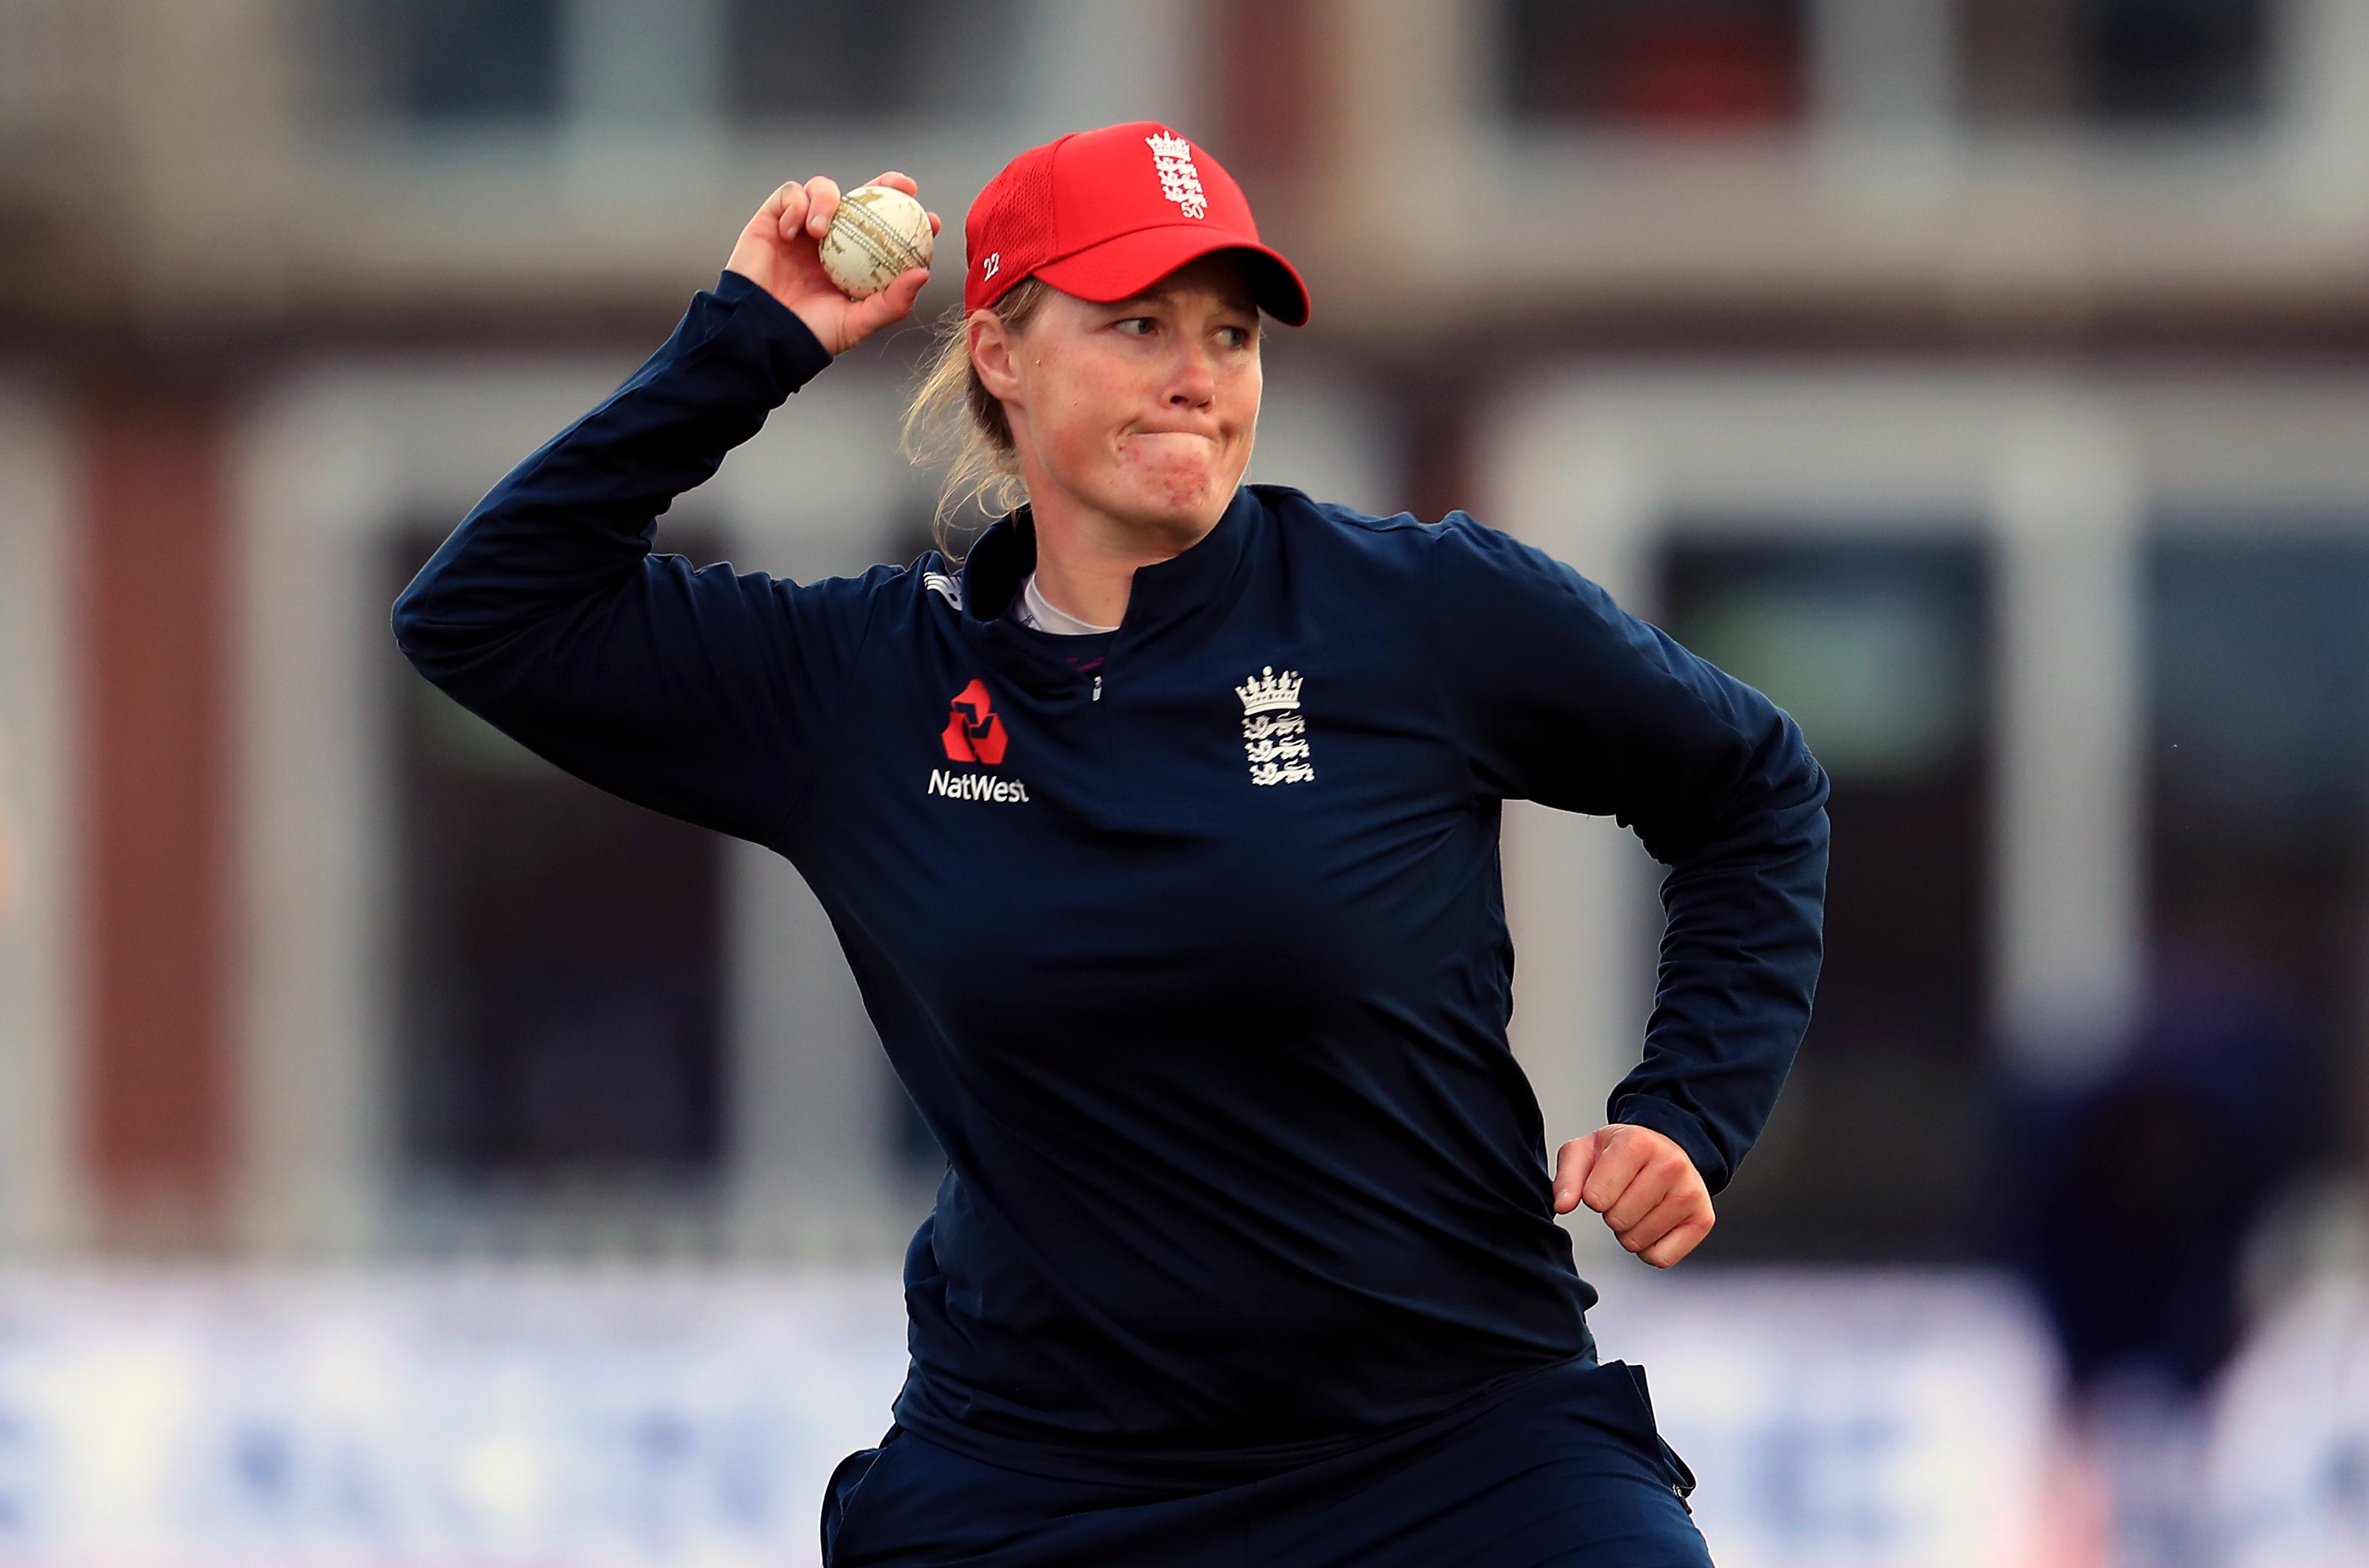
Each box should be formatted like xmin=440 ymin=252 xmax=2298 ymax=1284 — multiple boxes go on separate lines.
xmin=1146 ymin=133 xmax=1208 ymax=221
xmin=1236 ymin=666 xmax=1313 ymax=786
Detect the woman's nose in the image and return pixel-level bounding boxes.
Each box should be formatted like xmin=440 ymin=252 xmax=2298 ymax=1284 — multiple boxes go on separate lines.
xmin=1166 ymin=346 xmax=1217 ymax=405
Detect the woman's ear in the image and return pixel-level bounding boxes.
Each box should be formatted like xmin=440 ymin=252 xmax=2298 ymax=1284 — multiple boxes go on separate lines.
xmin=969 ymin=310 xmax=1022 ymax=404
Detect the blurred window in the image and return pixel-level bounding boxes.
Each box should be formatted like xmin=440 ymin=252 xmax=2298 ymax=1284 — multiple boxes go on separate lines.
xmin=2148 ymin=535 xmax=2369 ymax=1151
xmin=1960 ymin=0 xmax=2270 ymax=125
xmin=724 ymin=0 xmax=1025 ymax=124
xmin=1992 ymin=533 xmax=2359 ymax=1395
xmin=1660 ymin=536 xmax=1989 ymax=1258
xmin=346 ymin=0 xmax=563 ymax=122
xmin=389 ymin=532 xmax=725 ymax=1183
xmin=1500 ymin=0 xmax=1806 ymax=129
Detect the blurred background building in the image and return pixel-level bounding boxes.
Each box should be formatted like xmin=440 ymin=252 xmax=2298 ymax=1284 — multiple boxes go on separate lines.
xmin=6 ymin=0 xmax=2369 ymax=1562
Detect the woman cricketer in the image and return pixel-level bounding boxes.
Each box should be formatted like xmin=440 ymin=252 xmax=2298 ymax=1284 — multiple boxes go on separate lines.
xmin=394 ymin=122 xmax=1829 ymax=1567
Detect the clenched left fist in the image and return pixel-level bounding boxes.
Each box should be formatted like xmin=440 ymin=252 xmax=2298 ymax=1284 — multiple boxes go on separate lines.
xmin=1553 ymin=1124 xmax=1715 ymax=1268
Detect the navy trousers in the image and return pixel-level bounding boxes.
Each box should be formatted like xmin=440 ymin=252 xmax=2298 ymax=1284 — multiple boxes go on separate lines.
xmin=821 ymin=1359 xmax=1713 ymax=1567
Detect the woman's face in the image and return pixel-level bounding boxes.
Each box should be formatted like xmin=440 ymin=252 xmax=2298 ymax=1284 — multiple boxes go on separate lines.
xmin=972 ymin=254 xmax=1263 ymax=544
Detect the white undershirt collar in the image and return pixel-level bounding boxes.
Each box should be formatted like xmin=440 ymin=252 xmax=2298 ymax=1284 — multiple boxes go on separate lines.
xmin=1013 ymin=571 xmax=1121 ymax=636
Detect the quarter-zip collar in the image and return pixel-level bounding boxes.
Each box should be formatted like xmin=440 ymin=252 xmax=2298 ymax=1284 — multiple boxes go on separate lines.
xmin=957 ymin=487 xmax=1264 ymax=691
xmin=1109 ymin=484 xmax=1262 ymax=633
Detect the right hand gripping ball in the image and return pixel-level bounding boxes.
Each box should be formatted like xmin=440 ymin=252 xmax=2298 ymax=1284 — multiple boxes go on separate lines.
xmin=820 ymin=185 xmax=935 ymax=300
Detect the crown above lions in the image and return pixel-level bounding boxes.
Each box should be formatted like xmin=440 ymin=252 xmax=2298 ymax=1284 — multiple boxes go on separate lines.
xmin=1236 ymin=666 xmax=1303 ymax=715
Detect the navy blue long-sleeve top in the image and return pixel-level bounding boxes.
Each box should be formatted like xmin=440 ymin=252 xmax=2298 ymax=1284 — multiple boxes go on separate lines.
xmin=392 ymin=268 xmax=1830 ymax=1485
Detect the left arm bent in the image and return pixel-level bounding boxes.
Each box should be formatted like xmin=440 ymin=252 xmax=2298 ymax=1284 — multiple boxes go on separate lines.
xmin=1422 ymin=514 xmax=1831 ymax=1263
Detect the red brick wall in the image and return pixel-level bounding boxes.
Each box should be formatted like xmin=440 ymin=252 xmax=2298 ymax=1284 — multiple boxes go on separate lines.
xmin=78 ymin=383 xmax=233 ymax=1244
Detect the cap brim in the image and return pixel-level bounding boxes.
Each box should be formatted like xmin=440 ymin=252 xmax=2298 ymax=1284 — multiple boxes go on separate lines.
xmin=1034 ymin=227 xmax=1311 ymax=327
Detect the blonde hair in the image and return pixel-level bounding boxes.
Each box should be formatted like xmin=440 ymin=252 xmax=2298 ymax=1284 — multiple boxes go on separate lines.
xmin=899 ymin=277 xmax=1052 ymax=557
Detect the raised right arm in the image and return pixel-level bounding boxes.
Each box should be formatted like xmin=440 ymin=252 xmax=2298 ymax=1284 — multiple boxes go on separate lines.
xmin=393 ymin=269 xmax=856 ymax=841
xmin=391 ymin=175 xmax=941 ymax=845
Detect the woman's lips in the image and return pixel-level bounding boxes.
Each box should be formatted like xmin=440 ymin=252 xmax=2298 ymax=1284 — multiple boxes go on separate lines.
xmin=1119 ymin=430 xmax=1225 ymax=455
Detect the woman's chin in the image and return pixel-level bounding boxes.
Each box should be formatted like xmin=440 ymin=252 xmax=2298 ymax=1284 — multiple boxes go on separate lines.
xmin=1140 ymin=492 xmax=1230 ymax=538
xmin=1100 ymin=469 xmax=1233 ymax=535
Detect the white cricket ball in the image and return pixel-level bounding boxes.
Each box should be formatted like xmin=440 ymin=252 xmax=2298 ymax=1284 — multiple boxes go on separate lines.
xmin=819 ymin=185 xmax=934 ymax=300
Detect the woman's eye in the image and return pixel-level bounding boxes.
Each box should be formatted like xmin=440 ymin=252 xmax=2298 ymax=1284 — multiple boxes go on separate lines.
xmin=1115 ymin=317 xmax=1156 ymax=337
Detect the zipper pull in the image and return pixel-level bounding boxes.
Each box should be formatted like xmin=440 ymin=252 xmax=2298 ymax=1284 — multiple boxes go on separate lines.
xmin=1091 ymin=675 xmax=1103 ymax=702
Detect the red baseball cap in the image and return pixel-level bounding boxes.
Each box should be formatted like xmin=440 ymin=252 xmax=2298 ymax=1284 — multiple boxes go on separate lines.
xmin=963 ymin=122 xmax=1311 ymax=326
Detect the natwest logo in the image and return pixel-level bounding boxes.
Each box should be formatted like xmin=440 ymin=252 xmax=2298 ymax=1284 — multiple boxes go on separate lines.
xmin=941 ymin=678 xmax=1008 ymax=764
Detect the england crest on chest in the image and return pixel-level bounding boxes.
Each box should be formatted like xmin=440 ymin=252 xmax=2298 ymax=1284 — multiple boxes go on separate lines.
xmin=1236 ymin=666 xmax=1314 ymax=787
